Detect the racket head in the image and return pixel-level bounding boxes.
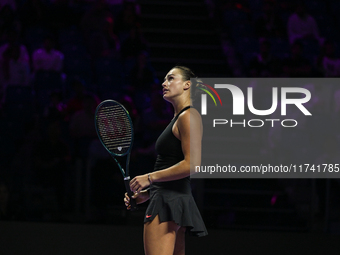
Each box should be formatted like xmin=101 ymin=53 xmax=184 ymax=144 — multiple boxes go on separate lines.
xmin=95 ymin=100 xmax=134 ymax=157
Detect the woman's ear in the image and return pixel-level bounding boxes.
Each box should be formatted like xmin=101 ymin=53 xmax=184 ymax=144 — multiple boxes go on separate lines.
xmin=184 ymin=80 xmax=191 ymax=90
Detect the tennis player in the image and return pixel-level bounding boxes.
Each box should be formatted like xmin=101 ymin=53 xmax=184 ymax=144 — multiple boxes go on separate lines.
xmin=124 ymin=66 xmax=207 ymax=255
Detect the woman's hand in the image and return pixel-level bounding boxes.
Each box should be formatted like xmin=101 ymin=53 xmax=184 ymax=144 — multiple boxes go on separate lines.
xmin=124 ymin=190 xmax=150 ymax=210
xmin=130 ymin=174 xmax=151 ymax=193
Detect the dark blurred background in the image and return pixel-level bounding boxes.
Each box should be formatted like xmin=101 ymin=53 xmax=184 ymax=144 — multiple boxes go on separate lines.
xmin=1 ymin=0 xmax=340 ymax=253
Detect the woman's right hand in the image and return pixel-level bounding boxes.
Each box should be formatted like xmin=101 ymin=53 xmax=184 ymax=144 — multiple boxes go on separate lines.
xmin=124 ymin=190 xmax=150 ymax=210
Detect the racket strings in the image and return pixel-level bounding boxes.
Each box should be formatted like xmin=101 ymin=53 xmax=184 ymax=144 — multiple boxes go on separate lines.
xmin=96 ymin=104 xmax=133 ymax=155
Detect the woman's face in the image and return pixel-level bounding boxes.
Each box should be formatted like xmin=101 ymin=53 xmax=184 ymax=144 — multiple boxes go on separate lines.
xmin=162 ymin=68 xmax=188 ymax=102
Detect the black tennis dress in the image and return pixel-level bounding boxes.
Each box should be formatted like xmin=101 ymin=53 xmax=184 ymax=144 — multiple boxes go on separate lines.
xmin=144 ymin=106 xmax=208 ymax=237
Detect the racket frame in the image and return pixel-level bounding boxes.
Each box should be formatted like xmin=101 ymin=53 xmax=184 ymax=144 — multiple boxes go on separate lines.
xmin=94 ymin=99 xmax=137 ymax=211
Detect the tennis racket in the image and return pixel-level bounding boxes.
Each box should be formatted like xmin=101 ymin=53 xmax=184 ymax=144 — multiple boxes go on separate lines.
xmin=94 ymin=99 xmax=137 ymax=211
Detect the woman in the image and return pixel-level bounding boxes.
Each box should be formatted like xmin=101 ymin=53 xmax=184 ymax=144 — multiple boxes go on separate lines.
xmin=124 ymin=66 xmax=207 ymax=255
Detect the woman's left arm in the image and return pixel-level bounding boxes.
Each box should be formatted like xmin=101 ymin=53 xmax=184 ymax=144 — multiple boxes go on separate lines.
xmin=130 ymin=109 xmax=202 ymax=193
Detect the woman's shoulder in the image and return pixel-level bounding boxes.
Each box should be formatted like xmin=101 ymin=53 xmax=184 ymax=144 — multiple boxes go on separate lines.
xmin=179 ymin=106 xmax=200 ymax=117
xmin=177 ymin=107 xmax=202 ymax=127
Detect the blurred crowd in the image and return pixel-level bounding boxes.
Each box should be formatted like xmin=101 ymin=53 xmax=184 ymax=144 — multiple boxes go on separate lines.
xmin=212 ymin=0 xmax=340 ymax=78
xmin=0 ymin=0 xmax=172 ymax=222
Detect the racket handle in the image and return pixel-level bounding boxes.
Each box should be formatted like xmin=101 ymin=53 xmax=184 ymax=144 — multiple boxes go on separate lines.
xmin=124 ymin=177 xmax=137 ymax=211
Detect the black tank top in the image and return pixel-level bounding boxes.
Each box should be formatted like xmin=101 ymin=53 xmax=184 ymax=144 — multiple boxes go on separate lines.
xmin=152 ymin=106 xmax=191 ymax=192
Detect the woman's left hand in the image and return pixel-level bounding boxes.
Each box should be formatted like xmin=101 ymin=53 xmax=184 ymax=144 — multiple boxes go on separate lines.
xmin=130 ymin=174 xmax=151 ymax=193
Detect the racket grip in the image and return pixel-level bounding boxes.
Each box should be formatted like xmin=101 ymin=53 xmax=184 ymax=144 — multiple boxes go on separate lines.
xmin=124 ymin=177 xmax=137 ymax=211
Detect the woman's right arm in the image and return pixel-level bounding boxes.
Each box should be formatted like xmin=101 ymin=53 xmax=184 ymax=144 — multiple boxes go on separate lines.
xmin=124 ymin=189 xmax=150 ymax=210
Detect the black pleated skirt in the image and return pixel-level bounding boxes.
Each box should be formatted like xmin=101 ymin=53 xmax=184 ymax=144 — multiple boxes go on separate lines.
xmin=144 ymin=178 xmax=208 ymax=237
